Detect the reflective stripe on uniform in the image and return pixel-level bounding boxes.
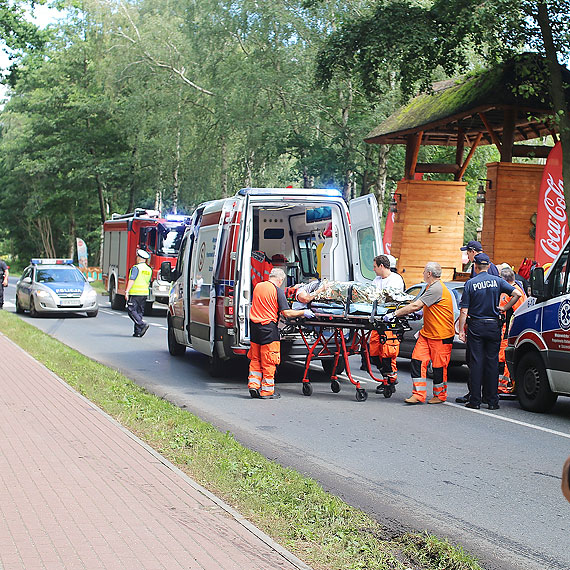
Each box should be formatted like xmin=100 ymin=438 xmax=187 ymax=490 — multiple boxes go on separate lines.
xmin=129 ymin=262 xmax=152 ymax=295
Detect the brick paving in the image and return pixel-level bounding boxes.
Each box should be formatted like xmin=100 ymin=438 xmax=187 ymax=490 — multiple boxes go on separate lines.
xmin=0 ymin=334 xmax=312 ymax=570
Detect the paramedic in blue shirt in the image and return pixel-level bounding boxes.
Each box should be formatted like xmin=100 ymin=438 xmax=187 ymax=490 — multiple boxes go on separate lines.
xmin=457 ymin=253 xmax=521 ymax=410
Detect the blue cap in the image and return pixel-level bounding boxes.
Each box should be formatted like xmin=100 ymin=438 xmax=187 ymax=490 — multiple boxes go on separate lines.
xmin=474 ymin=252 xmax=490 ymax=265
xmin=460 ymin=240 xmax=482 ymax=251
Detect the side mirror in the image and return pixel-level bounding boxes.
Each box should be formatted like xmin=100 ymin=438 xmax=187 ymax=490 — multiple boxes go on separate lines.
xmin=530 ymin=266 xmax=545 ymax=299
xmin=22 ymin=276 xmax=32 ymax=284
xmin=160 ymin=261 xmax=173 ymax=282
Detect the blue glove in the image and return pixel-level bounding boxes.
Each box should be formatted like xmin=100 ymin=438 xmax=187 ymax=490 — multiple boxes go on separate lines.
xmin=383 ymin=312 xmax=395 ymax=322
xmin=412 ymin=310 xmax=423 ymax=320
xmin=303 ymin=309 xmax=315 ymax=318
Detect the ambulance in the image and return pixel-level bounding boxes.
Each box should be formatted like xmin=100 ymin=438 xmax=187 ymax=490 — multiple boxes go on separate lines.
xmin=160 ymin=188 xmax=382 ymax=375
xmin=505 ymin=237 xmax=570 ymax=412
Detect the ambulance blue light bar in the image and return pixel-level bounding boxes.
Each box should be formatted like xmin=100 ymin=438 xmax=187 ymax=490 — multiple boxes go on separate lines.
xmin=31 ymin=258 xmax=73 ymax=265
xmin=238 ymin=187 xmax=342 ymax=198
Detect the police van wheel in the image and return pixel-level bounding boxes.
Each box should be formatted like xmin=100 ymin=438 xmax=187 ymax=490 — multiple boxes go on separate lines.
xmin=516 ymin=352 xmax=558 ymax=413
xmin=167 ymin=318 xmax=186 ymax=357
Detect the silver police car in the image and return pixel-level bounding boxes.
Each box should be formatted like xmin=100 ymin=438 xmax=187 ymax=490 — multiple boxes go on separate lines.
xmin=15 ymin=259 xmax=99 ymax=317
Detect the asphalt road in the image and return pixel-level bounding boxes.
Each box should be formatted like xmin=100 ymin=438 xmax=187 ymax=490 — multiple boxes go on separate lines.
xmin=4 ymin=280 xmax=570 ymax=570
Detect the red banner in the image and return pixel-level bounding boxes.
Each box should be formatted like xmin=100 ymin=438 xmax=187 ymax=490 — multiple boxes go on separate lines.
xmin=383 ymin=210 xmax=395 ymax=255
xmin=535 ymin=142 xmax=567 ymax=266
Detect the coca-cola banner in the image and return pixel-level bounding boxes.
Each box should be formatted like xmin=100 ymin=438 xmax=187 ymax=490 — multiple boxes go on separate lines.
xmin=383 ymin=210 xmax=395 ymax=255
xmin=535 ymin=142 xmax=567 ymax=266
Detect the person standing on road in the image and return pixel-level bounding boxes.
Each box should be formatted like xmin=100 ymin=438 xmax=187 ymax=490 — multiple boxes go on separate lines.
xmin=0 ymin=257 xmax=8 ymax=309
xmin=248 ymin=267 xmax=306 ymax=399
xmin=125 ymin=249 xmax=152 ymax=337
xmin=385 ymin=262 xmax=455 ymax=405
xmin=457 ymin=253 xmax=522 ymax=410
xmin=366 ymin=255 xmax=405 ymax=387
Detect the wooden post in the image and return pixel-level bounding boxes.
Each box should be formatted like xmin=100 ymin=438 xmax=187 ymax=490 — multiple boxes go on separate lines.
xmin=479 ymin=112 xmax=503 ymax=155
xmin=455 ymin=127 xmax=465 ymax=167
xmin=501 ymin=109 xmax=516 ymax=162
xmin=457 ymin=132 xmax=483 ymax=180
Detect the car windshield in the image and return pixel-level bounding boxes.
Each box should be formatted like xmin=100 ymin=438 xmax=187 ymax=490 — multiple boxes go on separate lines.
xmin=35 ymin=267 xmax=85 ymax=283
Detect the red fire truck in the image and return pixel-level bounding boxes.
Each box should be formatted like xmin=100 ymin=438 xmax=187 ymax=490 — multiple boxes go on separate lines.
xmin=102 ymin=209 xmax=190 ymax=311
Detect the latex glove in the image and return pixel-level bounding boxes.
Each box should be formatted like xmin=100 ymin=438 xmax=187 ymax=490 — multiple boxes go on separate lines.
xmin=303 ymin=309 xmax=315 ymax=319
xmin=411 ymin=310 xmax=423 ymax=320
xmin=383 ymin=312 xmax=395 ymax=322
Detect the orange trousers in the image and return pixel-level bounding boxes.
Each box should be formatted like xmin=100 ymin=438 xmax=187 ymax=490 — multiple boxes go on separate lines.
xmin=498 ymin=329 xmax=514 ymax=394
xmin=410 ymin=334 xmax=452 ymax=402
xmin=369 ymin=330 xmax=399 ymax=379
xmin=247 ymin=340 xmax=280 ymax=397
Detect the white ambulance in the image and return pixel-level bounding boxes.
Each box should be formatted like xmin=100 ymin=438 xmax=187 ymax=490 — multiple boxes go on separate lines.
xmin=506 ymin=237 xmax=570 ymax=412
xmin=160 ymin=188 xmax=382 ymax=375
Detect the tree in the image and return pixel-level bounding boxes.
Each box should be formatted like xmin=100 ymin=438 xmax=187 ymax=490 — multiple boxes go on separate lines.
xmin=317 ymin=0 xmax=570 ymax=209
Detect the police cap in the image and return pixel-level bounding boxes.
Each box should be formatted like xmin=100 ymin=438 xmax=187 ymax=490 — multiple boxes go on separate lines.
xmin=460 ymin=240 xmax=482 ymax=251
xmin=137 ymin=249 xmax=150 ymax=259
xmin=474 ymin=252 xmax=490 ymax=265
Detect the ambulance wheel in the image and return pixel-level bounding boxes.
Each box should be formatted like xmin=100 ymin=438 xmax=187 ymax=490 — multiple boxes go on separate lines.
xmin=330 ymin=379 xmax=341 ymax=393
xmin=322 ymin=358 xmax=345 ymax=377
xmin=15 ymin=295 xmax=24 ymax=314
xmin=302 ymin=382 xmax=313 ymax=396
xmin=167 ymin=318 xmax=186 ymax=357
xmin=208 ymin=349 xmax=226 ymax=377
xmin=29 ymin=297 xmax=39 ymax=318
xmin=516 ymin=352 xmax=557 ymax=413
xmin=110 ymin=278 xmax=125 ymax=310
xmin=383 ymin=386 xmax=393 ymax=398
xmin=355 ymin=388 xmax=368 ymax=402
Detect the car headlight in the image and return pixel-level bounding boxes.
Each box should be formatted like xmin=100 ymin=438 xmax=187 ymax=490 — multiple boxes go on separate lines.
xmin=85 ymin=290 xmax=98 ymax=301
xmin=36 ymin=290 xmax=51 ymax=299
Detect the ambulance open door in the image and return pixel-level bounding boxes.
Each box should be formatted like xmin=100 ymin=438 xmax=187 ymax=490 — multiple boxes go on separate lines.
xmin=349 ymin=194 xmax=383 ymax=283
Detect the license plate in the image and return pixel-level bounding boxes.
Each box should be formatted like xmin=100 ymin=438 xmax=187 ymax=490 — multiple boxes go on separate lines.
xmin=59 ymin=299 xmax=81 ymax=307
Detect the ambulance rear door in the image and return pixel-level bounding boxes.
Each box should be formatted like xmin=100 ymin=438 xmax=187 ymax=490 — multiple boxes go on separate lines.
xmin=349 ymin=194 xmax=383 ymax=283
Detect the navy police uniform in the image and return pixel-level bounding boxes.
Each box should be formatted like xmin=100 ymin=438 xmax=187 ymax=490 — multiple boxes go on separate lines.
xmin=0 ymin=258 xmax=8 ymax=308
xmin=460 ymin=265 xmax=515 ymax=408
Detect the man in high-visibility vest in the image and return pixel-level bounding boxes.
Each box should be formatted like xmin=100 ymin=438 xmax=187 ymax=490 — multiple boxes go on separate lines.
xmin=248 ymin=267 xmax=307 ymax=399
xmin=125 ymin=249 xmax=152 ymax=337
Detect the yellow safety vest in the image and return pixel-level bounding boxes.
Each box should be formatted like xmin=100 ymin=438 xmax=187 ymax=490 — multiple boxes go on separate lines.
xmin=129 ymin=262 xmax=152 ymax=295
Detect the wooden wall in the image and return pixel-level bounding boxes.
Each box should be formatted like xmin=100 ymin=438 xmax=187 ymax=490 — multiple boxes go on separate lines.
xmin=390 ymin=179 xmax=467 ymax=285
xmin=482 ymin=162 xmax=542 ymax=269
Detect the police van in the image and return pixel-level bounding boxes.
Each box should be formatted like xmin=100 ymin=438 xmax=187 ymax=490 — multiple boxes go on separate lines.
xmin=505 ymin=237 xmax=570 ymax=412
xmin=160 ymin=188 xmax=382 ymax=375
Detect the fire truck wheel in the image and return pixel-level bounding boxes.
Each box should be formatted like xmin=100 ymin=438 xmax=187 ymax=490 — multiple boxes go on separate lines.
xmin=516 ymin=352 xmax=558 ymax=413
xmin=29 ymin=297 xmax=39 ymax=318
xmin=167 ymin=318 xmax=186 ymax=356
xmin=109 ymin=278 xmax=125 ymax=310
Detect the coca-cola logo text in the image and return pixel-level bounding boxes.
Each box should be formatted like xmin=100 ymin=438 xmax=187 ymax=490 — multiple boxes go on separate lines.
xmin=539 ymin=173 xmax=567 ymax=261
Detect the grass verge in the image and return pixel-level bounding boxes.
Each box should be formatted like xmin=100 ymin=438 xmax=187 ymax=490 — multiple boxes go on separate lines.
xmin=0 ymin=310 xmax=483 ymax=570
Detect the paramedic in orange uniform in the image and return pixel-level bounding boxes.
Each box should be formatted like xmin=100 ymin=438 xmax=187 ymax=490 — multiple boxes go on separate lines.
xmin=368 ymin=255 xmax=405 ymax=388
xmin=498 ymin=266 xmax=526 ymax=394
xmin=386 ymin=262 xmax=455 ymax=404
xmin=248 ymin=267 xmax=306 ymax=399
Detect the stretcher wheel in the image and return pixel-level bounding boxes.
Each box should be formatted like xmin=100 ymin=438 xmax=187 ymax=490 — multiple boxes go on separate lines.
xmin=302 ymin=382 xmax=313 ymax=396
xmin=331 ymin=379 xmax=341 ymax=393
xmin=383 ymin=385 xmax=393 ymax=398
xmin=355 ymin=388 xmax=368 ymax=402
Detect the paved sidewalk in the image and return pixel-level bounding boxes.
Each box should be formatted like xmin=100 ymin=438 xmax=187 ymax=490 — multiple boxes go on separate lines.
xmin=0 ymin=334 xmax=312 ymax=570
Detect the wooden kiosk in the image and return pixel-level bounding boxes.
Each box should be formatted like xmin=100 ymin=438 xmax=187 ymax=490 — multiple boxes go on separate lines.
xmin=365 ymin=55 xmax=566 ymax=284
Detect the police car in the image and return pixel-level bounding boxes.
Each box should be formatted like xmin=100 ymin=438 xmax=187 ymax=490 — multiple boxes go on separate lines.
xmin=15 ymin=259 xmax=99 ymax=317
xmin=505 ymin=239 xmax=570 ymax=412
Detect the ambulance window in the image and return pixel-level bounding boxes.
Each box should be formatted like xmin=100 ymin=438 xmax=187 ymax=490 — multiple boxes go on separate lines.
xmin=357 ymin=227 xmax=377 ymax=280
xmin=264 ymin=228 xmax=284 ymax=239
xmin=176 ymin=234 xmax=188 ymax=277
xmin=297 ymin=236 xmax=318 ymax=277
xmin=550 ymin=244 xmax=570 ymax=296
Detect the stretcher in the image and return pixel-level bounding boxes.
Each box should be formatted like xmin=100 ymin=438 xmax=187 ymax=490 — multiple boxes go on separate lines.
xmin=284 ymin=287 xmax=414 ymax=402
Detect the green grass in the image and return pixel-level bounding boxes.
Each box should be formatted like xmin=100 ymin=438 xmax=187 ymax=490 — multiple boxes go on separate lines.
xmin=0 ymin=310 xmax=483 ymax=570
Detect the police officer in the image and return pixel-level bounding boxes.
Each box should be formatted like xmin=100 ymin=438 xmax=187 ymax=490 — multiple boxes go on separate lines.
xmin=458 ymin=253 xmax=522 ymax=410
xmin=0 ymin=257 xmax=8 ymax=309
xmin=125 ymin=249 xmax=152 ymax=337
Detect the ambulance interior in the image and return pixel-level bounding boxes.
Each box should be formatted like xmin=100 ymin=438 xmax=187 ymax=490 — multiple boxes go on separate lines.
xmin=248 ymin=202 xmax=351 ymax=289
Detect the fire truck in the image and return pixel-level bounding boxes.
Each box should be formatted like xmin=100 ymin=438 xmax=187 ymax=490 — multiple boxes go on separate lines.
xmin=102 ymin=209 xmax=190 ymax=312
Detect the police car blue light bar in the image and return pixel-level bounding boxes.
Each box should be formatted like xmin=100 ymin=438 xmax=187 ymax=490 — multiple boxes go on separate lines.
xmin=31 ymin=258 xmax=73 ymax=265
xmin=165 ymin=214 xmax=189 ymax=222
